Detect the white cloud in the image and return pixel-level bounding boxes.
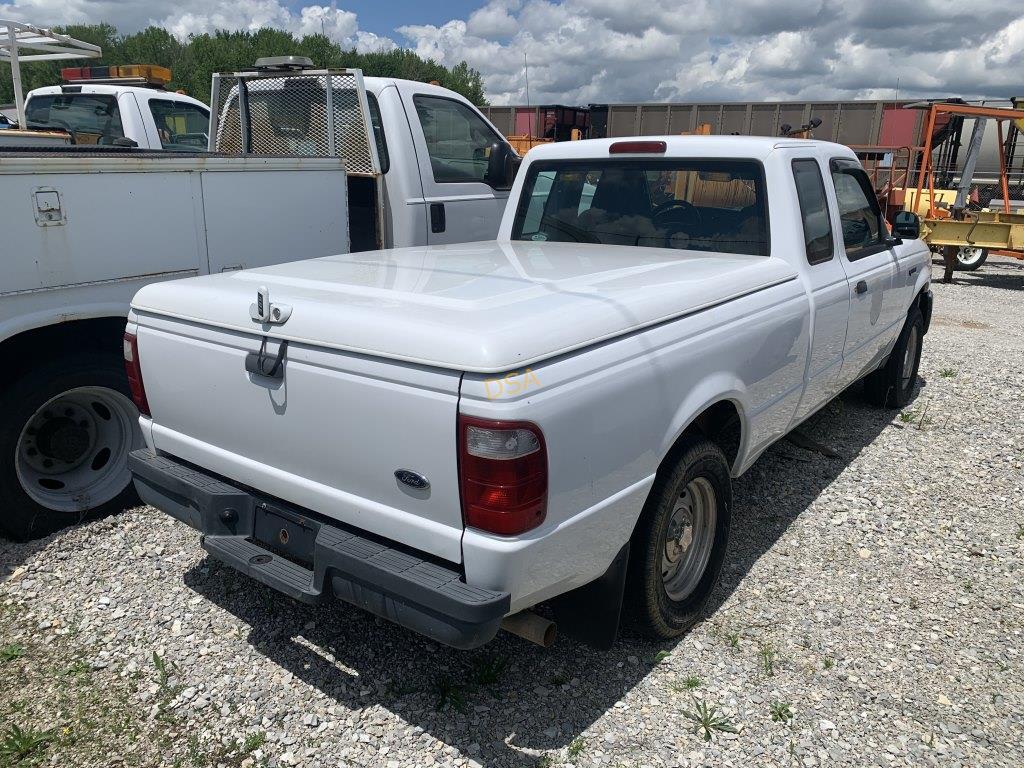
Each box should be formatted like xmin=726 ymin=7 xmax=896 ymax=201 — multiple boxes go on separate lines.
xmin=0 ymin=0 xmax=1020 ymax=103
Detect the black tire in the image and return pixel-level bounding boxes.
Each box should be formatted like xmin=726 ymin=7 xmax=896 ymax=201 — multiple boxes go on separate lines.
xmin=864 ymin=308 xmax=924 ymax=409
xmin=953 ymin=246 xmax=988 ymax=271
xmin=0 ymin=354 xmax=141 ymax=542
xmin=626 ymin=436 xmax=732 ymax=639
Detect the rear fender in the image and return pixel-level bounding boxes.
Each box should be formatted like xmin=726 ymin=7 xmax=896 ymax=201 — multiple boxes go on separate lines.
xmin=662 ymin=374 xmax=750 ymax=476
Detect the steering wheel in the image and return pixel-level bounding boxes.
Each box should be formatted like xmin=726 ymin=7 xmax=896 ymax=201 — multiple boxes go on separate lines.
xmin=653 ymin=199 xmax=701 ymax=247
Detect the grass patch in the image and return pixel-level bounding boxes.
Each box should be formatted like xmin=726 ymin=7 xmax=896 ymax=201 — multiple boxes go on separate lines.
xmin=241 ymin=731 xmax=266 ymax=753
xmin=0 ymin=723 xmax=56 ymax=765
xmin=682 ymin=698 xmax=739 ymax=741
xmin=770 ymin=701 xmax=793 ymax=723
xmin=939 ymin=368 xmax=957 ymax=378
xmin=567 ymin=736 xmax=585 ymax=759
xmin=470 ymin=654 xmax=508 ymax=688
xmin=759 ymin=643 xmax=777 ymax=676
xmin=653 ymin=649 xmax=671 ymax=663
xmin=0 ymin=643 xmax=25 ymax=663
xmin=431 ymin=674 xmax=467 ymax=712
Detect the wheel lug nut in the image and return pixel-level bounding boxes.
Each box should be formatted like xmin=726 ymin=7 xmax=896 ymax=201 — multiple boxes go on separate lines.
xmin=43 ymin=459 xmax=54 ymax=468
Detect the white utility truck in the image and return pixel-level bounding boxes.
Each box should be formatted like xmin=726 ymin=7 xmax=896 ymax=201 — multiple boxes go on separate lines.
xmin=0 ymin=63 xmax=516 ymax=541
xmin=127 ymin=136 xmax=933 ymax=650
xmin=24 ymin=65 xmax=211 ymax=150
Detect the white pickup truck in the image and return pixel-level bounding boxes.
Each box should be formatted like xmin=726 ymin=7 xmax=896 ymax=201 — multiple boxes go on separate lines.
xmin=0 ymin=66 xmax=516 ymax=541
xmin=127 ymin=136 xmax=933 ymax=650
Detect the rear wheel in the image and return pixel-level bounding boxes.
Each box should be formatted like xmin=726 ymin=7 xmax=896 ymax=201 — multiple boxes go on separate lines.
xmin=626 ymin=436 xmax=731 ymax=639
xmin=954 ymin=246 xmax=988 ymax=271
xmin=864 ymin=308 xmax=924 ymax=409
xmin=0 ymin=354 xmax=142 ymax=541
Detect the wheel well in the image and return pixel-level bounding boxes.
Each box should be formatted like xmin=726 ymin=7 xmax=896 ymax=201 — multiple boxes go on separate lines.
xmin=1 ymin=317 xmax=127 ymax=382
xmin=667 ymin=400 xmax=742 ymax=472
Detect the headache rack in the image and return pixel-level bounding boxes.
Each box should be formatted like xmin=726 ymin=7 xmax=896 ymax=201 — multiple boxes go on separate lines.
xmin=209 ymin=63 xmax=385 ymax=251
xmin=209 ymin=65 xmax=382 ymax=177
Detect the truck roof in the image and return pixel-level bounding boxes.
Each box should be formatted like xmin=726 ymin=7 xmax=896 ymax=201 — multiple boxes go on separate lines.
xmin=26 ymin=84 xmax=208 ymax=110
xmin=523 ymin=135 xmax=859 ymax=161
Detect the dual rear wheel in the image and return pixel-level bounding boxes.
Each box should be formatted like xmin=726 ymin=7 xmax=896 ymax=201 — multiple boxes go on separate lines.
xmin=0 ymin=355 xmax=142 ymax=541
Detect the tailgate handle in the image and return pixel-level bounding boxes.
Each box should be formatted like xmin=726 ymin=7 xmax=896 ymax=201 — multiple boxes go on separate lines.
xmin=245 ymin=338 xmax=288 ymax=380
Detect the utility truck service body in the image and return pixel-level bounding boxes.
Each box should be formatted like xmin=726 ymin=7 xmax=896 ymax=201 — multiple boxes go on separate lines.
xmin=128 ymin=136 xmax=932 ymax=649
xmin=0 ymin=68 xmax=515 ymax=541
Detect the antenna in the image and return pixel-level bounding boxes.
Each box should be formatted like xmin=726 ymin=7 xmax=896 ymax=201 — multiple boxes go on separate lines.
xmin=524 ymin=51 xmax=530 ymax=110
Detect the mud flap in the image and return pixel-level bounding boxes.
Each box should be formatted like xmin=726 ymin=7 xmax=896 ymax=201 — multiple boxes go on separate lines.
xmin=550 ymin=542 xmax=629 ymax=650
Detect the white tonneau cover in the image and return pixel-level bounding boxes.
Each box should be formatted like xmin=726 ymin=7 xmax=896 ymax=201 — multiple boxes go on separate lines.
xmin=132 ymin=240 xmax=798 ymax=373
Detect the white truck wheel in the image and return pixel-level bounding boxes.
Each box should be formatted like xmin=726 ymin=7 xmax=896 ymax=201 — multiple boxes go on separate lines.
xmin=0 ymin=355 xmax=142 ymax=541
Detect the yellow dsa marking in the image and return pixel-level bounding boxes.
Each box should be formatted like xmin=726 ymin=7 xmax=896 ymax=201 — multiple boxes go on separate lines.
xmin=483 ymin=369 xmax=541 ymax=400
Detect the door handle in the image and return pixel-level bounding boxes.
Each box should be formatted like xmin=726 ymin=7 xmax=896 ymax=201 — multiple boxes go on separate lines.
xmin=855 ymin=280 xmax=868 ymax=295
xmin=908 ymin=266 xmax=918 ymax=276
xmin=430 ymin=202 xmax=446 ymax=234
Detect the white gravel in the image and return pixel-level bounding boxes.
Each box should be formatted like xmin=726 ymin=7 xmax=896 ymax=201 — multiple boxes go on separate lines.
xmin=2 ymin=256 xmax=1023 ymax=768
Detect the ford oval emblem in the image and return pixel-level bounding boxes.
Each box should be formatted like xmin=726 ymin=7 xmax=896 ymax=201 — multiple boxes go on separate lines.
xmin=395 ymin=469 xmax=430 ymax=490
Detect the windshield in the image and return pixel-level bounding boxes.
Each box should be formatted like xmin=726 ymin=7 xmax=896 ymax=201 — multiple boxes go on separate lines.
xmin=512 ymin=159 xmax=769 ymax=256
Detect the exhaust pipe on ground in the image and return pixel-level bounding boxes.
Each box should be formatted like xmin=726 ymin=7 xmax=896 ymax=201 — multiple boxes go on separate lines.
xmin=500 ymin=611 xmax=557 ymax=648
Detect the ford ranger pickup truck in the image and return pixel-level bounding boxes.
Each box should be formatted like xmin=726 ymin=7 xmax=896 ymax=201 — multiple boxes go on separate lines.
xmin=126 ymin=136 xmax=933 ymax=650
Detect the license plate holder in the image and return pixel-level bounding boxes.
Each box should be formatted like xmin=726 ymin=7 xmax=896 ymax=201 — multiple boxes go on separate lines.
xmin=253 ymin=501 xmax=320 ymax=567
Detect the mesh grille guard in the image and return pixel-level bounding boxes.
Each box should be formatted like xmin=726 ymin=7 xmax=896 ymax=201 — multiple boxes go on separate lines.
xmin=209 ymin=67 xmax=381 ymax=177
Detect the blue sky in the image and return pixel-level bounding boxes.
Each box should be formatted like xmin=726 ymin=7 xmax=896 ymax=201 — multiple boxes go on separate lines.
xmin=1 ymin=0 xmax=1019 ymax=103
xmin=283 ymin=0 xmax=483 ymax=42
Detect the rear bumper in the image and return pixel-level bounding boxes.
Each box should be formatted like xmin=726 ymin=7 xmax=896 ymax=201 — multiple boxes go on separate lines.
xmin=129 ymin=449 xmax=510 ymax=649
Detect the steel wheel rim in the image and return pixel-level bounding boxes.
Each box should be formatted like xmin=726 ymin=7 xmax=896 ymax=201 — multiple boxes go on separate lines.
xmin=15 ymin=386 xmax=141 ymax=512
xmin=956 ymin=246 xmax=983 ymax=265
xmin=661 ymin=476 xmax=717 ymax=602
xmin=901 ymin=325 xmax=919 ymax=387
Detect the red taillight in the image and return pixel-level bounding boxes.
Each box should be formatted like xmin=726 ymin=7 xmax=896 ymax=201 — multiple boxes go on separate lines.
xmin=458 ymin=415 xmax=547 ymax=535
xmin=609 ymin=140 xmax=667 ymax=154
xmin=123 ymin=332 xmax=150 ymax=417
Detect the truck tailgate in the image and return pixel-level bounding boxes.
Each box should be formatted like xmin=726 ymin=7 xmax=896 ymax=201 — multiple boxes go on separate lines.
xmin=134 ymin=313 xmax=464 ymax=563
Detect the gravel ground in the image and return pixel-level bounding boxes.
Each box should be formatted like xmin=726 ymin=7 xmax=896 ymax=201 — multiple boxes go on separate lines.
xmin=2 ymin=256 xmax=1023 ymax=768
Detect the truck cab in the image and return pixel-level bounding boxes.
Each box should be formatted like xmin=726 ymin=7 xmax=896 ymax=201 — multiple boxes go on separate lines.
xmin=209 ymin=60 xmax=517 ymax=251
xmin=24 ymin=65 xmax=210 ymax=150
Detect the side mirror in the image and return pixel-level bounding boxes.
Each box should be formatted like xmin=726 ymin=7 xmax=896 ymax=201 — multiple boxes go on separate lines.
xmin=485 ymin=142 xmax=521 ymax=190
xmin=892 ymin=211 xmax=921 ymax=240
xmin=112 ymin=136 xmax=140 ymax=148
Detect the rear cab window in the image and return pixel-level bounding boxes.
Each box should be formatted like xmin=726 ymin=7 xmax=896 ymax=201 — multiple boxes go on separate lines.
xmin=792 ymin=159 xmax=834 ymax=264
xmin=413 ymin=95 xmax=503 ymax=184
xmin=148 ymin=98 xmax=210 ymax=151
xmin=512 ymin=158 xmax=769 ymax=255
xmin=24 ymin=93 xmax=125 ymax=144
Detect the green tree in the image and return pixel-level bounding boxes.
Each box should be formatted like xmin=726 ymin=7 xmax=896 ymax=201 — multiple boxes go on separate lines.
xmin=1 ymin=23 xmax=487 ymax=109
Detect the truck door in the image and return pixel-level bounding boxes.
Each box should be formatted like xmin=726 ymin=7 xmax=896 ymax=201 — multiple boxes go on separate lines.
xmin=827 ymin=158 xmax=901 ymax=387
xmin=789 ymin=157 xmax=851 ymax=423
xmin=399 ymin=85 xmax=510 ymax=244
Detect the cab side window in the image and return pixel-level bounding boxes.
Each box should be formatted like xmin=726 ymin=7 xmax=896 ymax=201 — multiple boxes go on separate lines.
xmin=413 ymin=95 xmax=501 ymax=184
xmin=149 ymin=99 xmax=210 ymax=151
xmin=829 ymin=159 xmax=886 ymax=259
xmin=792 ymin=159 xmax=834 ymax=264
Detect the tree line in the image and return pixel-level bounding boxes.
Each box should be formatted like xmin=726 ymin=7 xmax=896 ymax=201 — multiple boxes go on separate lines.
xmin=0 ymin=24 xmax=487 ymax=107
